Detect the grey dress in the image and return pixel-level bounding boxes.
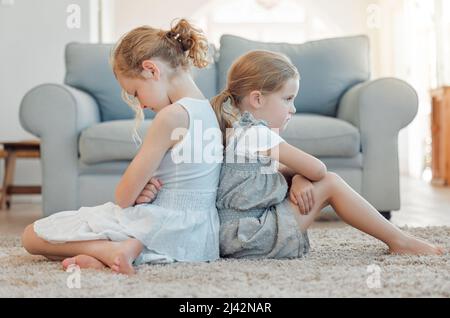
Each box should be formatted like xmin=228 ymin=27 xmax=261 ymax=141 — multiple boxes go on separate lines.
xmin=217 ymin=111 xmax=310 ymax=259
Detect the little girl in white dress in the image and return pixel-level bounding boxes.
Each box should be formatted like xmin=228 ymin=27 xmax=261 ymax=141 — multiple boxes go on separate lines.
xmin=22 ymin=19 xmax=224 ymax=274
xmin=33 ymin=96 xmax=222 ymax=265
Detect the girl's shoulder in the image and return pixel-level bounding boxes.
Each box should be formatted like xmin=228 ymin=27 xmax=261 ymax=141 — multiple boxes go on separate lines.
xmin=232 ymin=111 xmax=280 ymax=140
xmin=153 ymin=101 xmax=189 ymax=130
xmin=146 ymin=102 xmax=189 ymax=150
xmin=227 ymin=111 xmax=285 ymax=159
xmin=233 ymin=111 xmax=269 ymax=129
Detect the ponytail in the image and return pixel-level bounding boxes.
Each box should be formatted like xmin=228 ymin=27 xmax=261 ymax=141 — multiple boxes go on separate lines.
xmin=210 ymin=90 xmax=239 ymax=144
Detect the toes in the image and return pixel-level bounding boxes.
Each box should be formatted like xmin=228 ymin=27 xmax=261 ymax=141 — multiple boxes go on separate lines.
xmin=62 ymin=257 xmax=76 ymax=270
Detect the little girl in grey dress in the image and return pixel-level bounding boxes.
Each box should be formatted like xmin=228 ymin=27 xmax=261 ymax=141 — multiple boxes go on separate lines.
xmin=216 ymin=111 xmax=310 ymax=258
xmin=211 ymin=50 xmax=310 ymax=259
xmin=211 ymin=50 xmax=445 ymax=260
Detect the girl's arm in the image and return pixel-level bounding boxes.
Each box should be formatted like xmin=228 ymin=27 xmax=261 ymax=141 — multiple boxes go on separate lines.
xmin=272 ymin=142 xmax=327 ymax=182
xmin=278 ymin=162 xmax=297 ymax=186
xmin=115 ymin=105 xmax=188 ymax=208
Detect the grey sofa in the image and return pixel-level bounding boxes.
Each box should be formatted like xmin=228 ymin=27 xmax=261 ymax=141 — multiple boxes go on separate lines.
xmin=20 ymin=34 xmax=418 ymax=218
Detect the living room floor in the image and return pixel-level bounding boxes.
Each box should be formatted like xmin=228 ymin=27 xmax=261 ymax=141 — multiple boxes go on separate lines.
xmin=1 ymin=175 xmax=450 ymax=236
xmin=1 ymin=175 xmax=449 ymax=298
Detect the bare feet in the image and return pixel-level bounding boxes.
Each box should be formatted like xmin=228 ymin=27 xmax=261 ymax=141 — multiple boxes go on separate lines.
xmin=107 ymin=239 xmax=143 ymax=275
xmin=62 ymin=255 xmax=106 ymax=271
xmin=389 ymin=234 xmax=446 ymax=256
xmin=60 ymin=239 xmax=143 ymax=275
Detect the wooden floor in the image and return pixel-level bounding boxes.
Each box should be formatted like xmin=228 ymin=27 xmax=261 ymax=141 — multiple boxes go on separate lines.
xmin=1 ymin=175 xmax=450 ymax=236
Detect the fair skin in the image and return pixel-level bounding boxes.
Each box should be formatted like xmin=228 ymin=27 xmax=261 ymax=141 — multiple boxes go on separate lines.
xmin=21 ymin=58 xmax=207 ymax=274
xmin=234 ymin=76 xmax=444 ymax=256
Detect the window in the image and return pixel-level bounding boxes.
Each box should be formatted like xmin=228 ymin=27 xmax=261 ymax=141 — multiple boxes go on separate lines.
xmin=192 ymin=0 xmax=338 ymax=47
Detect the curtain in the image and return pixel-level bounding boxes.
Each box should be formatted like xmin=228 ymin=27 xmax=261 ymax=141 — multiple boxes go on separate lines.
xmin=371 ymin=0 xmax=448 ymax=179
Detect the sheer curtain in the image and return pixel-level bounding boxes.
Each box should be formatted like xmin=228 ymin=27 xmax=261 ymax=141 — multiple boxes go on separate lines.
xmin=435 ymin=0 xmax=450 ymax=86
xmin=371 ymin=0 xmax=448 ymax=179
xmin=191 ymin=0 xmax=370 ymax=47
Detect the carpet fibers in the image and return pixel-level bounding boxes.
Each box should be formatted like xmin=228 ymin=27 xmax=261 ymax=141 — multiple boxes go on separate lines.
xmin=0 ymin=226 xmax=448 ymax=297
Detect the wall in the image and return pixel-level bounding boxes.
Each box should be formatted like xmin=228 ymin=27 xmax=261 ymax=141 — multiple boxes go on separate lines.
xmin=0 ymin=0 xmax=94 ymax=202
xmin=110 ymin=0 xmax=373 ymax=42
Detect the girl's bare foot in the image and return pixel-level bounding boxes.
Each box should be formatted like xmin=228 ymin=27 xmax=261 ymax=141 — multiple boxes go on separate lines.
xmin=62 ymin=255 xmax=106 ymax=270
xmin=107 ymin=239 xmax=143 ymax=275
xmin=389 ymin=234 xmax=446 ymax=256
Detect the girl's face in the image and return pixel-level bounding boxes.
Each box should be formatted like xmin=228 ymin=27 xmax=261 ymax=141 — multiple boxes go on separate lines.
xmin=116 ymin=61 xmax=171 ymax=113
xmin=257 ymin=77 xmax=299 ymax=131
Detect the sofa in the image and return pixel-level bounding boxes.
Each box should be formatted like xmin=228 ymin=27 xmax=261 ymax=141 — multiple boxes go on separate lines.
xmin=20 ymin=34 xmax=418 ymax=219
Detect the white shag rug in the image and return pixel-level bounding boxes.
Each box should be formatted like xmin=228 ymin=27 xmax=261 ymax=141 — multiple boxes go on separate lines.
xmin=0 ymin=226 xmax=448 ymax=297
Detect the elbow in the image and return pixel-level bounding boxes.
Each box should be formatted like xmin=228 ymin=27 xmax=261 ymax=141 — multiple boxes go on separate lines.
xmin=115 ymin=196 xmax=127 ymax=209
xmin=115 ymin=188 xmax=132 ymax=209
xmin=116 ymin=198 xmax=132 ymax=209
xmin=313 ymin=163 xmax=327 ymax=181
xmin=116 ymin=200 xmax=130 ymax=209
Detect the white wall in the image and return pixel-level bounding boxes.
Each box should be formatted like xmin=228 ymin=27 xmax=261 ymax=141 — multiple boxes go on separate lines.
xmin=110 ymin=0 xmax=373 ymax=43
xmin=109 ymin=0 xmax=376 ymax=77
xmin=0 ymin=0 xmax=94 ymax=202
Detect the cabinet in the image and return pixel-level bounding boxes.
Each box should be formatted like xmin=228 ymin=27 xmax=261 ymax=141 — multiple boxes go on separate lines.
xmin=431 ymin=87 xmax=450 ymax=186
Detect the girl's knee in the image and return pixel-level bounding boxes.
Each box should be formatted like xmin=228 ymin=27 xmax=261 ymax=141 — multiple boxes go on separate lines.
xmin=310 ymin=172 xmax=342 ymax=204
xmin=323 ymin=171 xmax=343 ymax=188
xmin=22 ymin=224 xmax=38 ymax=254
xmin=325 ymin=171 xmax=341 ymax=181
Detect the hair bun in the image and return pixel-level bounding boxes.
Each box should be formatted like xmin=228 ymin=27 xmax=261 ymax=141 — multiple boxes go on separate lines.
xmin=166 ymin=30 xmax=178 ymax=39
xmin=168 ymin=18 xmax=210 ymax=68
xmin=166 ymin=30 xmax=193 ymax=52
xmin=180 ymin=37 xmax=194 ymax=52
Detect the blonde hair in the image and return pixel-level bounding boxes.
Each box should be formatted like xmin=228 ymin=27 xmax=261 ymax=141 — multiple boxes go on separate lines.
xmin=210 ymin=50 xmax=300 ymax=143
xmin=111 ymin=18 xmax=210 ymax=146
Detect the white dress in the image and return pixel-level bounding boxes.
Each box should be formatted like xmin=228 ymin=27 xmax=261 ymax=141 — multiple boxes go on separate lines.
xmin=34 ymin=97 xmax=224 ymax=265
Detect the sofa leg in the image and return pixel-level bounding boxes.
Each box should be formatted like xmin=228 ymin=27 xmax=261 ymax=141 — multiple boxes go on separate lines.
xmin=379 ymin=211 xmax=391 ymax=220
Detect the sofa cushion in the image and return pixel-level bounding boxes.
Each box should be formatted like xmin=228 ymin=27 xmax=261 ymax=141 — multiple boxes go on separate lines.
xmin=79 ymin=119 xmax=152 ymax=164
xmin=190 ymin=45 xmax=219 ymax=99
xmin=79 ymin=114 xmax=360 ymax=164
xmin=218 ymin=34 xmax=370 ymax=117
xmin=65 ymin=43 xmax=218 ymax=122
xmin=281 ymin=114 xmax=360 ymax=157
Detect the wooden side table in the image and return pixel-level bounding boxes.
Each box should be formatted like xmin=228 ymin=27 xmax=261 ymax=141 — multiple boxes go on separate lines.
xmin=431 ymin=87 xmax=450 ymax=186
xmin=0 ymin=140 xmax=41 ymax=210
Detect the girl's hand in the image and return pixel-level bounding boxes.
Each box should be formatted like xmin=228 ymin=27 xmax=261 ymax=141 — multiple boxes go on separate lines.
xmin=135 ymin=178 xmax=163 ymax=205
xmin=289 ymin=174 xmax=315 ymax=215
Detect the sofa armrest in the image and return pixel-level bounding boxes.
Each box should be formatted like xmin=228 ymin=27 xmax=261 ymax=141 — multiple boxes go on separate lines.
xmin=19 ymin=83 xmax=100 ymax=216
xmin=337 ymin=78 xmax=418 ymax=134
xmin=336 ymin=78 xmax=418 ymax=210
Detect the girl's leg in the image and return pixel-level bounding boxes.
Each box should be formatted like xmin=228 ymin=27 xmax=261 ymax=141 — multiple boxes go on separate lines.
xmin=287 ymin=172 xmax=444 ymax=255
xmin=45 ymin=255 xmax=65 ymax=261
xmin=22 ymin=224 xmax=143 ymax=274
